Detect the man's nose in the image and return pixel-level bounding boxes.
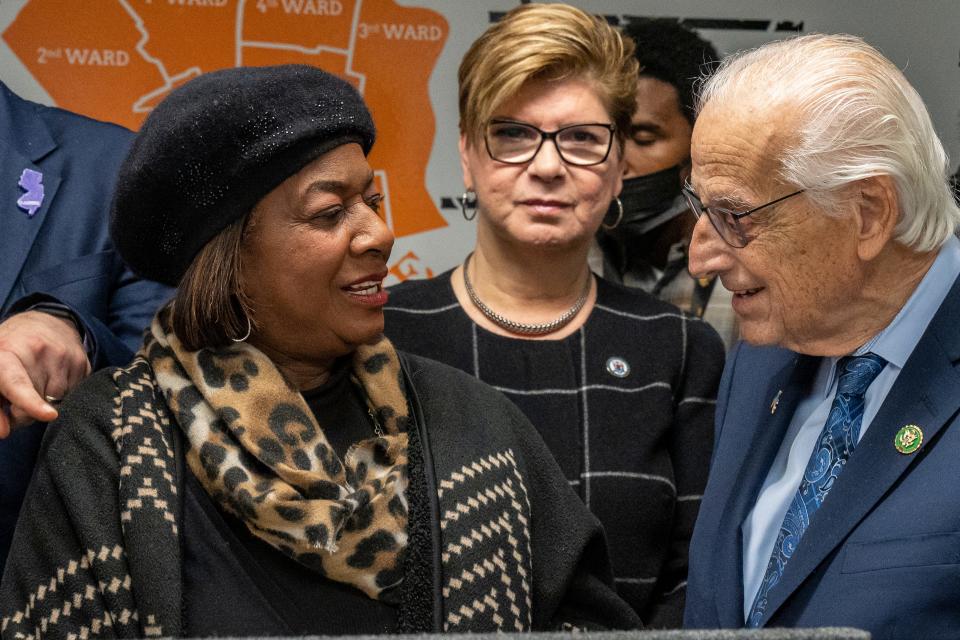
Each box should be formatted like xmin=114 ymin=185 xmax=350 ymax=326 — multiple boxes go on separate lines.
xmin=688 ymin=214 xmax=731 ymax=280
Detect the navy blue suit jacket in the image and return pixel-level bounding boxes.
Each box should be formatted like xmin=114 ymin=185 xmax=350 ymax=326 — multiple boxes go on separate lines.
xmin=685 ymin=273 xmax=960 ymax=639
xmin=0 ymin=83 xmax=171 ymax=573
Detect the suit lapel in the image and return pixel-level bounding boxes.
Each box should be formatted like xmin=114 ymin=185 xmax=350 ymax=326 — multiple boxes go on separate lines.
xmin=712 ymin=350 xmax=819 ymax=627
xmin=0 ymin=88 xmax=61 ymax=308
xmin=762 ymin=275 xmax=960 ymax=625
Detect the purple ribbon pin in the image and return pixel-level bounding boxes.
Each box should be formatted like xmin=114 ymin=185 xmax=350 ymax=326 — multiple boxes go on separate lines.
xmin=17 ymin=168 xmax=44 ymax=217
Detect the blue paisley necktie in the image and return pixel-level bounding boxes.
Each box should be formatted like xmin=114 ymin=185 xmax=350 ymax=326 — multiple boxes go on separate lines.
xmin=746 ymin=353 xmax=887 ymax=627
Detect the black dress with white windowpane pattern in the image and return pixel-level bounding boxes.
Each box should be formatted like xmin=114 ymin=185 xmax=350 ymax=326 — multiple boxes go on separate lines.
xmin=385 ymin=271 xmax=725 ymax=628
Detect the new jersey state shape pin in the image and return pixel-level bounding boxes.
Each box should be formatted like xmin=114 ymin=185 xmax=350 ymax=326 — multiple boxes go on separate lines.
xmin=17 ymin=168 xmax=44 ymax=217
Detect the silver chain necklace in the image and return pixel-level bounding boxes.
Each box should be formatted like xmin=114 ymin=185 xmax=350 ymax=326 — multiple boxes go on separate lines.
xmin=462 ymin=252 xmax=592 ymax=336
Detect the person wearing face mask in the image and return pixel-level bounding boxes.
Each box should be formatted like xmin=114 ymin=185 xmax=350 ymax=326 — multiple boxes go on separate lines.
xmin=590 ymin=19 xmax=737 ymax=349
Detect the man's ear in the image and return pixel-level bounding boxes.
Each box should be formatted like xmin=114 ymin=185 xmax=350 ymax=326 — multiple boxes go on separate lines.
xmin=855 ymin=175 xmax=899 ymax=261
xmin=458 ymin=133 xmax=474 ymax=191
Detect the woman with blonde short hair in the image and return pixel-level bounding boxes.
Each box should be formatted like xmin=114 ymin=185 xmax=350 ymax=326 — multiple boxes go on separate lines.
xmin=386 ymin=4 xmax=725 ymax=627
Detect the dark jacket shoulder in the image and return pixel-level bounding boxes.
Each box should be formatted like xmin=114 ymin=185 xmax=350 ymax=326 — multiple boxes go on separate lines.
xmin=41 ymin=366 xmax=126 ymax=460
xmin=595 ymin=275 xmax=681 ymax=315
xmin=26 ymin=89 xmax=131 ymax=146
xmin=387 ymin=270 xmax=455 ymax=308
xmin=1 ymin=82 xmax=132 ymax=156
xmin=596 ymin=277 xmax=726 ymax=360
xmin=401 ymin=349 xmax=510 ymax=400
xmin=398 ymin=350 xmax=531 ymax=436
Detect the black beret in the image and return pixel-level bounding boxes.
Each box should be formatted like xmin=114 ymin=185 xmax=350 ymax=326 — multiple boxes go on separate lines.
xmin=111 ymin=64 xmax=376 ymax=286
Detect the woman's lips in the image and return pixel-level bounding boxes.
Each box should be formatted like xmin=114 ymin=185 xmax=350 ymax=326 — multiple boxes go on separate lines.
xmin=519 ymin=199 xmax=571 ymax=214
xmin=343 ymin=279 xmax=389 ymax=306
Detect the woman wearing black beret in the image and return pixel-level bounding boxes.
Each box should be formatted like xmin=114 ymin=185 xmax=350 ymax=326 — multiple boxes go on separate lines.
xmin=0 ymin=65 xmax=640 ymax=637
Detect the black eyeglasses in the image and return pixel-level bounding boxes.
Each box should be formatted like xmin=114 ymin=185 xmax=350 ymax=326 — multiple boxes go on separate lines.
xmin=682 ymin=183 xmax=805 ymax=248
xmin=484 ymin=119 xmax=616 ymax=167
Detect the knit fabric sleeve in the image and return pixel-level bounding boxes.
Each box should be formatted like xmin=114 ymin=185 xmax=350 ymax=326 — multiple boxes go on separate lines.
xmin=397 ymin=352 xmax=641 ymax=632
xmin=0 ymin=364 xmax=182 ymax=638
xmin=646 ymin=315 xmax=725 ymax=628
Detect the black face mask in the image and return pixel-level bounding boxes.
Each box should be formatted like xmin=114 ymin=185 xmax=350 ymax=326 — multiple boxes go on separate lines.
xmin=603 ymin=164 xmax=687 ymax=241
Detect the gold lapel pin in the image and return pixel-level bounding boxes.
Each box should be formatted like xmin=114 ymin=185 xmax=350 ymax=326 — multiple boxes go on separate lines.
xmin=894 ymin=424 xmax=923 ymax=454
xmin=770 ymin=390 xmax=783 ymax=415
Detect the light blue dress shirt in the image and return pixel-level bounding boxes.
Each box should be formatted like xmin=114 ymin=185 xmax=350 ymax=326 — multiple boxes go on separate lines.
xmin=741 ymin=235 xmax=960 ymax=621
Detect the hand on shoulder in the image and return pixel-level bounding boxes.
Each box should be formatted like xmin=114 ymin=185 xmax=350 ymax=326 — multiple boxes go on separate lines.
xmin=0 ymin=310 xmax=90 ymax=437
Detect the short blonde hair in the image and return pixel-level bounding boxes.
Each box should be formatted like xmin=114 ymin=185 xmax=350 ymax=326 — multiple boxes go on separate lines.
xmin=458 ymin=3 xmax=638 ymax=145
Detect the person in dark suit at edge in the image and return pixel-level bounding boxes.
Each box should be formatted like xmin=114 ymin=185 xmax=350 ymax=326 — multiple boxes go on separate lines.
xmin=682 ymin=35 xmax=960 ymax=640
xmin=0 ymin=82 xmax=172 ymax=574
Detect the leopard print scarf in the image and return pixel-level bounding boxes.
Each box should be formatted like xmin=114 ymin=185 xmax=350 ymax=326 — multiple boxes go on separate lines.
xmin=142 ymin=306 xmax=410 ymax=600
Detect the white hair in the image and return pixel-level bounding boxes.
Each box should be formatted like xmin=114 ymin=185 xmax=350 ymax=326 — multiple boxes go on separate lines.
xmin=697 ymin=33 xmax=960 ymax=252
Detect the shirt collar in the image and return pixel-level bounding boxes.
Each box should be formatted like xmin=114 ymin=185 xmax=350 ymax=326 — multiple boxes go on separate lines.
xmin=820 ymin=234 xmax=960 ymax=395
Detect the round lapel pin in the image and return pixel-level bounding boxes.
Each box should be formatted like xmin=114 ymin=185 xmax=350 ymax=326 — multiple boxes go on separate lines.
xmin=894 ymin=424 xmax=923 ymax=454
xmin=606 ymin=356 xmax=630 ymax=378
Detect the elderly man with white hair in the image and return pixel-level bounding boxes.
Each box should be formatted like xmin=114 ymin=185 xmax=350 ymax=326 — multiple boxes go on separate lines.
xmin=683 ymin=34 xmax=960 ymax=638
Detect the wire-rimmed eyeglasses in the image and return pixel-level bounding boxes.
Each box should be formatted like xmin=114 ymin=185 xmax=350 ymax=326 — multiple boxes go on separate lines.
xmin=682 ymin=183 xmax=805 ymax=248
xmin=484 ymin=119 xmax=616 ymax=167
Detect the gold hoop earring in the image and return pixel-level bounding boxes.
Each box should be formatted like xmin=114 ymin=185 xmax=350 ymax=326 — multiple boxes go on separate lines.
xmin=602 ymin=197 xmax=623 ymax=231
